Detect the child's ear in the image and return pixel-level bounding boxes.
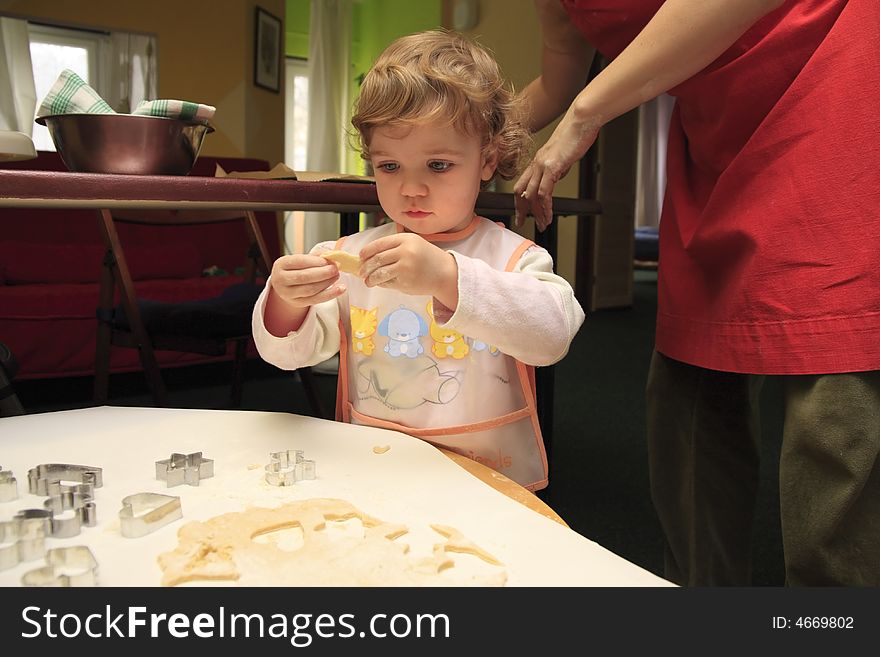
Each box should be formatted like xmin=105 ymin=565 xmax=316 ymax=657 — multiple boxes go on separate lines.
xmin=480 ymin=144 xmax=499 ymax=182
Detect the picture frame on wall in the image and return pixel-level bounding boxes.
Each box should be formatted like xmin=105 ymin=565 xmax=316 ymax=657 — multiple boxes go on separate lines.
xmin=254 ymin=6 xmax=282 ymax=92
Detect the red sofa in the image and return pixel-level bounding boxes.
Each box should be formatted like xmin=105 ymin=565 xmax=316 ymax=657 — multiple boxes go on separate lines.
xmin=0 ymin=152 xmax=281 ymax=380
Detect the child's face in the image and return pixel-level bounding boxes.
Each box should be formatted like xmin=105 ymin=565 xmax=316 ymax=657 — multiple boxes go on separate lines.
xmin=369 ymin=121 xmax=496 ymax=235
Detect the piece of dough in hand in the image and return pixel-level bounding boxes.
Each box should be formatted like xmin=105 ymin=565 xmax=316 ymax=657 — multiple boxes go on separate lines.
xmin=322 ymin=250 xmax=361 ymax=274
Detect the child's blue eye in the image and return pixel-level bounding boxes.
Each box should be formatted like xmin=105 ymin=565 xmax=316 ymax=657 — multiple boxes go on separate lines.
xmin=377 ymin=163 xmax=398 ymax=172
xmin=428 ymin=161 xmax=452 ymax=172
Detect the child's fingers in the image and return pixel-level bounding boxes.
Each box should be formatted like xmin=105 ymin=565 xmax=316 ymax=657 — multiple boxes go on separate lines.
xmin=273 ymin=260 xmax=338 ymax=284
xmin=272 ymin=264 xmax=339 ymax=299
xmin=357 ymin=234 xmax=402 ymax=262
xmin=272 ymin=276 xmax=345 ymax=308
xmin=364 ymin=263 xmax=397 ymax=288
xmin=302 ymin=282 xmax=347 ymax=305
xmin=274 ymin=253 xmax=335 ymax=272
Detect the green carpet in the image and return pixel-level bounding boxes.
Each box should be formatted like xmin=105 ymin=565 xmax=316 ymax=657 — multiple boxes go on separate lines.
xmin=542 ymin=269 xmax=784 ymax=585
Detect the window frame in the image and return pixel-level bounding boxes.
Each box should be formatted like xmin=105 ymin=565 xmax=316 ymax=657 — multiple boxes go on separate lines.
xmin=27 ymin=22 xmax=111 ymax=151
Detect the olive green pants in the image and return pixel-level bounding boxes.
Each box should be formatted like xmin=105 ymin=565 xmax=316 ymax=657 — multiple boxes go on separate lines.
xmin=646 ymin=351 xmax=880 ymax=586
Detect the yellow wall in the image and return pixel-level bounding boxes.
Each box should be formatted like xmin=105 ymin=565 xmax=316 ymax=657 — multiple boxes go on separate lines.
xmin=1 ymin=0 xmax=286 ymax=164
xmin=455 ymin=0 xmax=580 ymax=284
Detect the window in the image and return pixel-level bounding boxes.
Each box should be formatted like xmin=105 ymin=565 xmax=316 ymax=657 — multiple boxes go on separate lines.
xmin=284 ymin=57 xmax=310 ymax=254
xmin=28 ymin=22 xmax=109 ymax=151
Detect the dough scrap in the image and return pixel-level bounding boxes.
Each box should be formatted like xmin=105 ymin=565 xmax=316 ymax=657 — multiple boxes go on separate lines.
xmin=157 ymin=498 xmax=506 ymax=587
xmin=372 ymin=445 xmax=391 ymax=454
xmin=322 ymin=250 xmax=361 ymax=274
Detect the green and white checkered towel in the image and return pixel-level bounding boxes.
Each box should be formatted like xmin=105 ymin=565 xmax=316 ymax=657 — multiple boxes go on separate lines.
xmin=36 ymin=69 xmax=114 ymax=117
xmin=132 ymin=99 xmax=215 ymax=122
xmin=36 ymin=69 xmax=215 ymax=122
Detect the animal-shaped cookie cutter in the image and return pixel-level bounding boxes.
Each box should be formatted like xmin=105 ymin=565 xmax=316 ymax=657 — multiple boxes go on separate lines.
xmin=119 ymin=493 xmax=182 ymax=538
xmin=264 ymin=449 xmax=316 ymax=486
xmin=0 ymin=517 xmax=47 ymax=571
xmin=14 ymin=493 xmax=96 ymax=539
xmin=42 ymin=491 xmax=98 ymax=538
xmin=27 ymin=463 xmax=103 ymax=498
xmin=155 ymin=452 xmax=214 ymax=487
xmin=19 ymin=464 xmax=101 ymax=538
xmin=0 ymin=467 xmax=17 ymax=502
xmin=21 ymin=545 xmax=98 ymax=587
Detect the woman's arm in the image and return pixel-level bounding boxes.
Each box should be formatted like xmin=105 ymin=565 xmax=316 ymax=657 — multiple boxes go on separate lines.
xmin=515 ymin=0 xmax=786 ymax=229
xmin=519 ymin=0 xmax=596 ymax=133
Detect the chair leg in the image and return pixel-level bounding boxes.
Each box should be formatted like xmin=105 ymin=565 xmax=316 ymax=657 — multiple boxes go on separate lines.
xmin=0 ymin=342 xmax=25 ymax=417
xmin=298 ymin=366 xmax=327 ymax=419
xmin=228 ymin=340 xmax=247 ymax=408
xmin=94 ymin=320 xmax=112 ymax=405
xmin=137 ymin=345 xmax=168 ymax=407
xmin=94 ymin=251 xmax=115 ymax=405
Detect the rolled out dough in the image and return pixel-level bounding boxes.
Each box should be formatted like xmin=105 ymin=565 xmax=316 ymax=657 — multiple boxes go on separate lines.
xmin=158 ymin=497 xmax=506 ymax=587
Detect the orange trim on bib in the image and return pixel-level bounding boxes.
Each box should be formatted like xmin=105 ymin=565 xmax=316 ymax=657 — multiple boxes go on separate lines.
xmin=336 ymin=318 xmax=350 ymax=422
xmin=516 ymin=360 xmax=548 ymax=476
xmin=348 ymin=403 xmax=533 ymax=438
xmin=333 ymin=233 xmax=351 ymax=422
xmin=395 ymin=215 xmax=480 ymax=242
xmin=505 ymin=239 xmax=535 ymax=272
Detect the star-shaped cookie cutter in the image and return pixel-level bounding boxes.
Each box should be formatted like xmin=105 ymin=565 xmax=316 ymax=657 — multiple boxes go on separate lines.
xmin=155 ymin=452 xmax=214 ymax=487
xmin=265 ymin=449 xmax=316 ymax=486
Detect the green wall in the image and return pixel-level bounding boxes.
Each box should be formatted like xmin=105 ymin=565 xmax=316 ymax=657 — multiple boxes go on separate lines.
xmin=285 ymin=0 xmax=310 ymax=59
xmin=285 ymin=0 xmax=442 ymax=173
xmin=285 ymin=0 xmax=441 ymax=70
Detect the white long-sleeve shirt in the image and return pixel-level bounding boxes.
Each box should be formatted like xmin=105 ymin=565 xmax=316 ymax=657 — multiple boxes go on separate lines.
xmin=252 ymin=233 xmax=585 ymax=370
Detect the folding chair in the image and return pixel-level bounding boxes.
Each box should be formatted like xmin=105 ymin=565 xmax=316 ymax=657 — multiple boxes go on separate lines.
xmin=93 ymin=207 xmax=324 ymax=414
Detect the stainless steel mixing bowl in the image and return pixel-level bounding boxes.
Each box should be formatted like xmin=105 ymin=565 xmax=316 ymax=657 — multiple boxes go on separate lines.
xmin=35 ymin=113 xmax=214 ymax=175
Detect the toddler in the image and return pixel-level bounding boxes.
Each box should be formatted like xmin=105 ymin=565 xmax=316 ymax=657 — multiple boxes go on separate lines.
xmin=253 ymin=29 xmax=585 ymax=490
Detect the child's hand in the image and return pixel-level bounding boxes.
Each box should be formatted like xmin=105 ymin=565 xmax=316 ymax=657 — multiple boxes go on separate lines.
xmin=359 ymin=234 xmax=458 ymax=309
xmin=269 ymin=254 xmax=345 ymax=309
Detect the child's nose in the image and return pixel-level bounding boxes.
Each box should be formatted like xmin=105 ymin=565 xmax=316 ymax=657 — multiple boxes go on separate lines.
xmin=400 ymin=173 xmax=428 ymax=197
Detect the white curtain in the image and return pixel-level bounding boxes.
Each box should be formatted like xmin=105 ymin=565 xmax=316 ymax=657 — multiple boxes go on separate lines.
xmin=634 ymin=93 xmax=674 ymax=228
xmin=0 ymin=17 xmax=37 ymax=134
xmin=304 ymin=0 xmax=352 ymax=251
xmin=106 ymin=32 xmax=157 ymax=112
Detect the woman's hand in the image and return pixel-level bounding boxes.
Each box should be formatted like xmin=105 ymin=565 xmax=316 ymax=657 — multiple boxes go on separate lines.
xmin=359 ymin=233 xmax=459 ymax=310
xmin=513 ymin=110 xmax=600 ymax=231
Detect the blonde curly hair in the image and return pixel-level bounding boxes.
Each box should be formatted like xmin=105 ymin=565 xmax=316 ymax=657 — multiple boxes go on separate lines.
xmin=351 ymin=29 xmax=530 ymax=184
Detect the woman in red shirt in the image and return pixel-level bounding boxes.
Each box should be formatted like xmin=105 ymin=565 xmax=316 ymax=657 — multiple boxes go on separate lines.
xmin=516 ymin=0 xmax=880 ymax=586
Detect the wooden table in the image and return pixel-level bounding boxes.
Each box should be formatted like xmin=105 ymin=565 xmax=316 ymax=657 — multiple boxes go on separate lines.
xmin=0 ymin=170 xmax=601 ymax=462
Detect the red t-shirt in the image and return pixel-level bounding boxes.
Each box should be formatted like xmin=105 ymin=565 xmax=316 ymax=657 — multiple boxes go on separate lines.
xmin=563 ymin=0 xmax=880 ymax=374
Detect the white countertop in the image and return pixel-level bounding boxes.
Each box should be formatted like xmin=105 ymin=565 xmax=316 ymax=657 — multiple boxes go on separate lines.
xmin=0 ymin=406 xmax=671 ymax=587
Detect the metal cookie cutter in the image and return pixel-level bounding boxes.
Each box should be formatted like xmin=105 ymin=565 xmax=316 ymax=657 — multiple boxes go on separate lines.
xmin=265 ymin=449 xmax=316 ymax=486
xmin=14 ymin=497 xmax=93 ymax=540
xmin=21 ymin=545 xmax=98 ymax=587
xmin=42 ymin=490 xmax=98 ymax=538
xmin=28 ymin=463 xmax=103 ymax=498
xmin=0 ymin=518 xmax=47 ymax=571
xmin=119 ymin=493 xmax=182 ymax=538
xmin=0 ymin=468 xmax=17 ymax=502
xmin=155 ymin=452 xmax=214 ymax=487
